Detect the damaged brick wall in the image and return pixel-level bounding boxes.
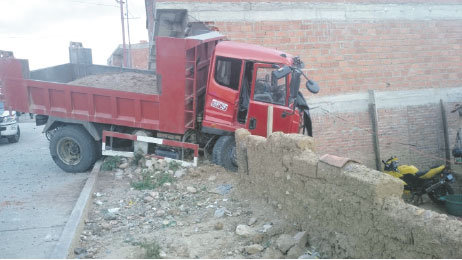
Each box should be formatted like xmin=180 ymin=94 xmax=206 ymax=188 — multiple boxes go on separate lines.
xmin=235 ymin=129 xmax=462 ymax=258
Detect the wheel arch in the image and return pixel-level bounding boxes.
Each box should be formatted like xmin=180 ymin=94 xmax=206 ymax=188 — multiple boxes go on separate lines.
xmin=43 ymin=116 xmax=102 ymax=141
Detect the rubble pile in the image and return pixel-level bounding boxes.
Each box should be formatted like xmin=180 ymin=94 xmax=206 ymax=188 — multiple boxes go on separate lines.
xmin=75 ymin=155 xmax=321 ymax=259
xmin=69 ymin=72 xmax=158 ymax=95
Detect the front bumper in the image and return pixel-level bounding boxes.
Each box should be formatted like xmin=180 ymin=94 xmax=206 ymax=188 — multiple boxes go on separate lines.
xmin=0 ymin=123 xmax=18 ymax=136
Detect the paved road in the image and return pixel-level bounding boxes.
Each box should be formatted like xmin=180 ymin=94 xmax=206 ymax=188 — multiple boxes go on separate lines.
xmin=0 ymin=117 xmax=89 ymax=258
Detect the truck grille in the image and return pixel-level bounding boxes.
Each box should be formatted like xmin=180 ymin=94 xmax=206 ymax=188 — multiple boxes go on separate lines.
xmin=0 ymin=117 xmax=3 ymax=123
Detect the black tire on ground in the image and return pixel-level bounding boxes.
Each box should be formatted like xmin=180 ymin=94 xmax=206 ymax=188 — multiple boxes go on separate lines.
xmin=50 ymin=125 xmax=97 ymax=173
xmin=428 ymin=183 xmax=454 ymax=205
xmin=212 ymin=135 xmax=237 ymax=172
xmin=94 ymin=140 xmax=103 ymax=162
xmin=7 ymin=126 xmax=20 ymax=143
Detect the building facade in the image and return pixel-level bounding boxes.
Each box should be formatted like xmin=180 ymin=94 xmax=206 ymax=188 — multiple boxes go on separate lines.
xmin=107 ymin=41 xmax=149 ymax=70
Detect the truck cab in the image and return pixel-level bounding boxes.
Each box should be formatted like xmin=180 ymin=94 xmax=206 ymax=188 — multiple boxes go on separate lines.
xmin=202 ymin=41 xmax=318 ymax=170
xmin=203 ymin=41 xmax=303 ymax=137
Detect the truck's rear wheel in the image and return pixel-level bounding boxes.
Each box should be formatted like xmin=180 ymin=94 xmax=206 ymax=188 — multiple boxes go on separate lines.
xmin=212 ymin=135 xmax=237 ymax=172
xmin=50 ymin=125 xmax=97 ymax=173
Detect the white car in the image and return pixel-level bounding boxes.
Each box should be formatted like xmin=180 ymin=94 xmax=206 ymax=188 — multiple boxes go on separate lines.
xmin=0 ymin=102 xmax=20 ymax=143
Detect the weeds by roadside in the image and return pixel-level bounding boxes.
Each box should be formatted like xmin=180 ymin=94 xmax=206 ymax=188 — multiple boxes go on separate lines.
xmin=168 ymin=161 xmax=181 ymax=171
xmin=101 ymin=156 xmax=121 ymax=171
xmin=132 ymin=150 xmax=144 ymax=166
xmin=131 ymin=170 xmax=175 ymax=190
xmin=139 ymin=240 xmax=161 ymax=259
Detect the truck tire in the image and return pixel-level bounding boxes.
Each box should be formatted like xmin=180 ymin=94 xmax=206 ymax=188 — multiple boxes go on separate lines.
xmin=212 ymin=135 xmax=237 ymax=172
xmin=94 ymin=140 xmax=102 ymax=163
xmin=50 ymin=125 xmax=97 ymax=173
xmin=7 ymin=126 xmax=20 ymax=143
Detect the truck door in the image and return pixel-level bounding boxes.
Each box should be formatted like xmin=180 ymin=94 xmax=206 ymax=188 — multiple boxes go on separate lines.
xmin=246 ymin=63 xmax=293 ymax=137
xmin=204 ymin=56 xmax=243 ymax=126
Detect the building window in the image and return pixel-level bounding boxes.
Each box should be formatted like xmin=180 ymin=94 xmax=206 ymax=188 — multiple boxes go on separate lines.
xmin=214 ymin=57 xmax=242 ymax=90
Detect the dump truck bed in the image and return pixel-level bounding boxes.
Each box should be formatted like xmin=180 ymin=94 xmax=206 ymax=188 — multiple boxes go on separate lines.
xmin=0 ymin=60 xmax=162 ymax=130
xmin=0 ymin=33 xmax=224 ymax=135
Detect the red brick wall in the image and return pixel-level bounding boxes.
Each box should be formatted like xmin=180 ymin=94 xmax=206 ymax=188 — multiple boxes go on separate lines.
xmin=151 ymin=1 xmax=462 ymax=96
xmin=130 ymin=48 xmax=149 ymax=70
xmin=311 ymin=102 xmax=459 ymax=171
xmin=311 ymin=110 xmax=377 ymax=167
xmin=108 ymin=47 xmax=149 ymax=69
xmin=211 ymin=20 xmax=462 ymax=96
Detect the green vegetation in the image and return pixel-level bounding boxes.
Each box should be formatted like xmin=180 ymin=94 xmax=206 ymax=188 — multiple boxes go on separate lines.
xmin=168 ymin=160 xmax=181 ymax=171
xmin=131 ymin=170 xmax=175 ymax=190
xmin=132 ymin=150 xmax=144 ymax=166
xmin=140 ymin=240 xmax=161 ymax=259
xmin=101 ymin=156 xmax=121 ymax=171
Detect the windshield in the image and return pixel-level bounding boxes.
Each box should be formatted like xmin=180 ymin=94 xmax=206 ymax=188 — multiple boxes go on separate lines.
xmin=0 ymin=102 xmax=4 ymax=112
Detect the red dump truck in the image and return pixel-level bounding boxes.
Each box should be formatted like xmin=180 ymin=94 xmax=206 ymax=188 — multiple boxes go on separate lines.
xmin=0 ymin=32 xmax=319 ymax=172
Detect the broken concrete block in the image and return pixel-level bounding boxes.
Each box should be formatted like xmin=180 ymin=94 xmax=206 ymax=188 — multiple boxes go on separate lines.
xmin=235 ymin=224 xmax=255 ymax=238
xmin=287 ymin=245 xmax=306 ymax=259
xmin=262 ymin=247 xmax=284 ymax=259
xmin=244 ymin=244 xmax=264 ymax=255
xmin=276 ymin=234 xmax=296 ymax=254
xmin=294 ymin=231 xmax=309 ymax=247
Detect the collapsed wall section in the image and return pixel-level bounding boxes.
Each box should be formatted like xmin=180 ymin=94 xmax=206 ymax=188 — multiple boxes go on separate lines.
xmin=235 ymin=129 xmax=462 ymax=258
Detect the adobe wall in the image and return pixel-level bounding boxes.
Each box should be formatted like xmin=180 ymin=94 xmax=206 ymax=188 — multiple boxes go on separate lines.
xmin=235 ymin=129 xmax=462 ymax=258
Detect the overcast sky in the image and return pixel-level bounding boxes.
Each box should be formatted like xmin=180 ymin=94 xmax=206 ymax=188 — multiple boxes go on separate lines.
xmin=0 ymin=0 xmax=148 ymax=69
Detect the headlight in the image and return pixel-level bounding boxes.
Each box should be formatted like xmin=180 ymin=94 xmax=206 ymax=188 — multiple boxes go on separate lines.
xmin=3 ymin=115 xmax=16 ymax=124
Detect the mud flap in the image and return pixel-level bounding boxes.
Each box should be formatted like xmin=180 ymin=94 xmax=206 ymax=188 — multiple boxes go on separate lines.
xmin=303 ymin=109 xmax=313 ymax=137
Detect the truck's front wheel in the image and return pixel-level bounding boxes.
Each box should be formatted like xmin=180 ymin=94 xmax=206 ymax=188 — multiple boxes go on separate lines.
xmin=50 ymin=125 xmax=97 ymax=173
xmin=213 ymin=135 xmax=237 ymax=172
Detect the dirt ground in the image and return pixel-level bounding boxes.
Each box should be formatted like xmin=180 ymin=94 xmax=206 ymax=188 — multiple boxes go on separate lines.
xmin=74 ymin=157 xmax=320 ymax=259
xmin=69 ymin=72 xmax=158 ymax=95
xmin=74 ymin=153 xmax=461 ymax=259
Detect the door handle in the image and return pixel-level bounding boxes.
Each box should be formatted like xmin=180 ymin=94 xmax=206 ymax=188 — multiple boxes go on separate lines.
xmin=282 ymin=110 xmax=295 ymax=118
xmin=249 ymin=118 xmax=257 ymax=130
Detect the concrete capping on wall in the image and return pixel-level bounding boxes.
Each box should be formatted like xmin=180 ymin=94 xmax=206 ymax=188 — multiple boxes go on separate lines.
xmin=235 ymin=129 xmax=462 ymax=258
xmin=156 ymin=2 xmax=462 ymax=22
xmin=307 ymin=86 xmax=462 ymax=114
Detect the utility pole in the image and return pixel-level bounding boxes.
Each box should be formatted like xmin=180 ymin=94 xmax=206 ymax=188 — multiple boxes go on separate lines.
xmin=118 ymin=0 xmax=127 ymax=67
xmin=126 ymin=0 xmax=132 ymax=68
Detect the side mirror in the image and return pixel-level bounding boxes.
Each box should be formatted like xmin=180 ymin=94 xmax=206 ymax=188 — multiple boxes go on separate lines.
xmin=306 ymin=80 xmax=319 ymax=94
xmin=290 ymin=70 xmax=301 ymax=99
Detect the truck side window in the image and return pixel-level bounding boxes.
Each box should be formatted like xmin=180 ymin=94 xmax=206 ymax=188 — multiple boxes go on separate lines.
xmin=214 ymin=57 xmax=242 ymax=90
xmin=254 ymin=67 xmax=287 ymax=106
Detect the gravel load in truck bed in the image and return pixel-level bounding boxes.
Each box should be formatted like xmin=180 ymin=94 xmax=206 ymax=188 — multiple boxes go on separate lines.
xmin=68 ymin=72 xmax=158 ymax=95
